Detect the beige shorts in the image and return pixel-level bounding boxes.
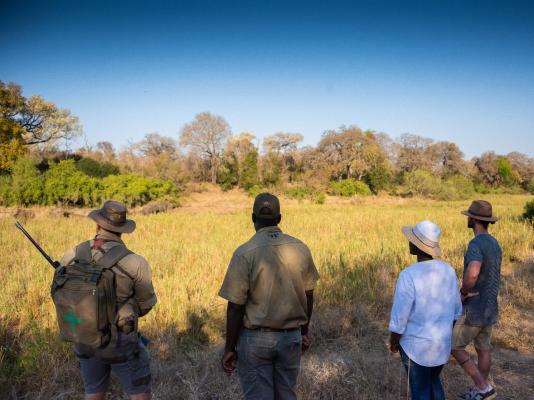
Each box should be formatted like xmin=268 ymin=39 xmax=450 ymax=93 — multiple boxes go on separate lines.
xmin=452 ymin=314 xmax=493 ymax=350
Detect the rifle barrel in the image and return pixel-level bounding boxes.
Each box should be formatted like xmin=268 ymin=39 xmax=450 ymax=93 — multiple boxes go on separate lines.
xmin=15 ymin=221 xmax=58 ymax=269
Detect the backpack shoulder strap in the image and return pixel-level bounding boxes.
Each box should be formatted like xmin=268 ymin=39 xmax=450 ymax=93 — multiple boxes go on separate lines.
xmin=74 ymin=241 xmax=93 ymax=263
xmin=96 ymin=244 xmax=132 ymax=272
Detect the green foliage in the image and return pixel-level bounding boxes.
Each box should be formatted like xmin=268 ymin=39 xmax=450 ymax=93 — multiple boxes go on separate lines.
xmin=443 ymin=175 xmax=475 ymax=199
xmin=526 ymin=178 xmax=534 ymax=194
xmin=247 ymin=184 xmax=263 ymax=198
xmin=329 ymin=179 xmax=371 ymax=197
xmin=262 ymin=152 xmax=282 ymax=186
xmin=364 ymin=162 xmax=391 ymax=194
xmin=43 ymin=160 xmax=101 ymax=206
xmin=523 ymin=199 xmax=534 ymax=225
xmin=11 ymin=157 xmax=44 ymax=206
xmin=497 ymin=157 xmax=520 ymax=187
xmin=100 ymin=175 xmax=178 ymax=207
xmin=239 ymin=149 xmax=259 ymax=190
xmin=403 ymin=171 xmax=475 ymax=200
xmin=285 ymin=186 xmax=326 ymax=204
xmin=217 ymin=154 xmax=239 ymax=191
xmin=0 ymin=174 xmax=12 ymax=205
xmin=76 ymin=157 xmax=119 ymax=178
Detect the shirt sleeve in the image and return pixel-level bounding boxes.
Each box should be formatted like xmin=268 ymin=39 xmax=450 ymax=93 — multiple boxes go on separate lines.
xmin=218 ymin=253 xmax=249 ymax=305
xmin=389 ymin=271 xmax=415 ymax=334
xmin=59 ymin=248 xmax=76 ymax=266
xmin=304 ymin=248 xmax=320 ymax=291
xmin=132 ymin=256 xmax=158 ymax=312
xmin=465 ymin=241 xmax=483 ymax=264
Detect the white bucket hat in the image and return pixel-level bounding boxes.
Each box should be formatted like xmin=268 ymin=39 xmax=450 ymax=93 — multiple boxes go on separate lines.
xmin=401 ymin=220 xmax=441 ymax=257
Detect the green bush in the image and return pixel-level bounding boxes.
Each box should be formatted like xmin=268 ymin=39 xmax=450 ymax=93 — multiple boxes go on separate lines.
xmin=0 ymin=175 xmax=12 ymax=206
xmin=313 ymin=191 xmax=326 ymax=204
xmin=247 ymin=184 xmax=263 ymax=198
xmin=285 ymin=186 xmax=326 ymax=204
xmin=43 ymin=160 xmax=101 ymax=206
xmin=100 ymin=174 xmax=178 ymax=207
xmin=329 ymin=179 xmax=371 ymax=197
xmin=11 ymin=157 xmax=44 ymax=206
xmin=523 ymin=199 xmax=534 ymax=225
xmin=76 ymin=157 xmax=119 ymax=178
xmin=239 ymin=150 xmax=260 ymax=190
xmin=526 ymin=178 xmax=534 ymax=194
xmin=442 ymin=175 xmax=475 ymax=200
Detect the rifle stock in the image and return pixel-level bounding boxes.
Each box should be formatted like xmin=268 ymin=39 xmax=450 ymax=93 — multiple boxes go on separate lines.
xmin=15 ymin=221 xmax=60 ymax=269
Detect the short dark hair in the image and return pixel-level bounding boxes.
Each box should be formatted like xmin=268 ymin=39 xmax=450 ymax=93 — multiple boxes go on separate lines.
xmin=474 ymin=219 xmax=490 ymax=229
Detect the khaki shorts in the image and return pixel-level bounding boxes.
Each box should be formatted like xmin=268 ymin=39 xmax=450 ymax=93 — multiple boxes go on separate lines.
xmin=452 ymin=315 xmax=493 ymax=350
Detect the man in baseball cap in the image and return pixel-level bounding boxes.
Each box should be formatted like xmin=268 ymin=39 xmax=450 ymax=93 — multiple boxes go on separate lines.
xmin=453 ymin=200 xmax=501 ymax=400
xmin=219 ymin=193 xmax=320 ymax=399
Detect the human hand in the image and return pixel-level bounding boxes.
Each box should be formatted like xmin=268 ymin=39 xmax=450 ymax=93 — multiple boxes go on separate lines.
xmin=389 ymin=333 xmax=400 ymax=353
xmin=301 ymin=334 xmax=311 ymax=353
xmin=222 ymin=351 xmax=237 ymax=373
xmin=461 ymin=291 xmax=479 ymax=302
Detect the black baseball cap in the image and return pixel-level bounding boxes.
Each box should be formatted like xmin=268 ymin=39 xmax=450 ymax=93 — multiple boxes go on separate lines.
xmin=253 ymin=193 xmax=281 ymax=220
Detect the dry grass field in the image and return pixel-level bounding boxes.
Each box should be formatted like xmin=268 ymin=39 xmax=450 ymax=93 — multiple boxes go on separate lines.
xmin=1 ymin=192 xmax=533 ymax=399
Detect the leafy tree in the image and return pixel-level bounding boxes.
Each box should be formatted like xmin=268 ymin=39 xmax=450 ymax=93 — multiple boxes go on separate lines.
xmin=180 ymin=112 xmax=232 ymax=184
xmin=261 ymin=152 xmax=282 ymax=186
xmin=0 ymin=81 xmax=81 ymax=153
xmin=218 ymin=153 xmax=239 ymax=190
xmin=100 ymin=174 xmax=178 ymax=207
xmin=497 ymin=157 xmax=521 ymax=187
xmin=240 ymin=149 xmax=259 ymax=190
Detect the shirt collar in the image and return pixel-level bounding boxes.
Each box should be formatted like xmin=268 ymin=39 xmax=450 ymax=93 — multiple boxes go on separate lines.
xmin=95 ymin=230 xmax=124 ymax=244
xmin=256 ymin=226 xmax=282 ymax=235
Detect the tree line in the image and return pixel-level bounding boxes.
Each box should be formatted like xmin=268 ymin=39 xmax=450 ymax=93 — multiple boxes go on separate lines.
xmin=1 ymin=81 xmax=533 ymax=207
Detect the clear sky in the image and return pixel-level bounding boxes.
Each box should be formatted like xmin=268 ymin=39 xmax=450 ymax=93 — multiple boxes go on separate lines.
xmin=1 ymin=0 xmax=533 ymax=158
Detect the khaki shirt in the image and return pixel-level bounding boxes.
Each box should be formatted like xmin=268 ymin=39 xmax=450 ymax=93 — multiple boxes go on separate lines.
xmin=60 ymin=230 xmax=157 ymax=327
xmin=219 ymin=226 xmax=319 ymax=329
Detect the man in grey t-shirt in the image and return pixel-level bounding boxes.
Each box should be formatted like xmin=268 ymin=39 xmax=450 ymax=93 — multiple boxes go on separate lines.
xmin=452 ymin=200 xmax=501 ymax=400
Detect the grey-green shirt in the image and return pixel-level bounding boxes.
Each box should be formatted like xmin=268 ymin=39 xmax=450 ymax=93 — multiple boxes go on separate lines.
xmin=219 ymin=226 xmax=320 ymax=329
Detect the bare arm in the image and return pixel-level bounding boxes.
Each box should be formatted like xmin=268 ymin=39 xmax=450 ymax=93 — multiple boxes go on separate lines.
xmin=221 ymin=302 xmax=245 ymax=373
xmin=461 ymin=260 xmax=481 ymax=291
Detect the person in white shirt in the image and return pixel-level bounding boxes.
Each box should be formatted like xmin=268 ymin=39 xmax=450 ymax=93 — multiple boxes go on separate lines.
xmin=389 ymin=220 xmax=462 ymax=400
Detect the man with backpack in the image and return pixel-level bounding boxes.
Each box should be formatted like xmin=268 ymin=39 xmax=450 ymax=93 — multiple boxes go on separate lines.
xmin=58 ymin=200 xmax=157 ymax=400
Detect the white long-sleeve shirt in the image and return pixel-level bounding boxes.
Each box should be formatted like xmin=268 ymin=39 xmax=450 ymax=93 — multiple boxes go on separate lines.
xmin=389 ymin=259 xmax=462 ymax=367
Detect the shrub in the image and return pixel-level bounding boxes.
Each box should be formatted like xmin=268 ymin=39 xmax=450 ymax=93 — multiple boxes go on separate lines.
xmin=76 ymin=157 xmax=119 ymax=178
xmin=329 ymin=179 xmax=371 ymax=197
xmin=0 ymin=175 xmax=12 ymax=206
xmin=527 ymin=178 xmax=534 ymax=194
xmin=43 ymin=160 xmax=101 ymax=206
xmin=11 ymin=157 xmax=44 ymax=206
xmin=442 ymin=175 xmax=475 ymax=200
xmin=247 ymin=184 xmax=263 ymax=198
xmin=240 ymin=150 xmax=260 ymax=191
xmin=313 ymin=191 xmax=326 ymax=204
xmin=100 ymin=174 xmax=178 ymax=207
xmin=523 ymin=199 xmax=534 ymax=225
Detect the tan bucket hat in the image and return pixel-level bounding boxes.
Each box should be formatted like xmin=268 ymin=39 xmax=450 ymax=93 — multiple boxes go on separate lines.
xmin=88 ymin=200 xmax=136 ymax=233
xmin=402 ymin=220 xmax=442 ymax=258
xmin=461 ymin=200 xmax=498 ymax=223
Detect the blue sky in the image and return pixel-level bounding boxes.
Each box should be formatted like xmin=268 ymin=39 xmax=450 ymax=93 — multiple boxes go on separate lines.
xmin=1 ymin=0 xmax=533 ymax=158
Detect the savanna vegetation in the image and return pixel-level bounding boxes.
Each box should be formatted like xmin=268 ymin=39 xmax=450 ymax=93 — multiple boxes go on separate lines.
xmin=1 ymin=194 xmax=533 ymax=399
xmin=1 ymin=81 xmax=534 ymax=209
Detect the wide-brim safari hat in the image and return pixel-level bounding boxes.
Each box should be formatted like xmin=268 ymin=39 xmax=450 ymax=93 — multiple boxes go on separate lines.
xmin=461 ymin=200 xmax=498 ymax=223
xmin=88 ymin=200 xmax=136 ymax=234
xmin=402 ymin=220 xmax=442 ymax=258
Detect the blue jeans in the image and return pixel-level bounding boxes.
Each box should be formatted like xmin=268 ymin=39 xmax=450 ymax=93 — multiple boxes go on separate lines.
xmin=399 ymin=346 xmax=445 ymax=400
xmin=237 ymin=328 xmax=302 ymax=400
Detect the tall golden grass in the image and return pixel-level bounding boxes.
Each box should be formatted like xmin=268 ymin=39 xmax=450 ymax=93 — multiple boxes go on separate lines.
xmin=1 ymin=194 xmax=533 ymax=399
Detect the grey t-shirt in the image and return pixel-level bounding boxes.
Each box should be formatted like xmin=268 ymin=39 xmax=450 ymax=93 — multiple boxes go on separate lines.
xmin=463 ymin=233 xmax=502 ymax=326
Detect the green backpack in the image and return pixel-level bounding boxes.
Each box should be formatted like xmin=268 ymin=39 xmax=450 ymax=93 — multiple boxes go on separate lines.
xmin=51 ymin=241 xmax=132 ymax=348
